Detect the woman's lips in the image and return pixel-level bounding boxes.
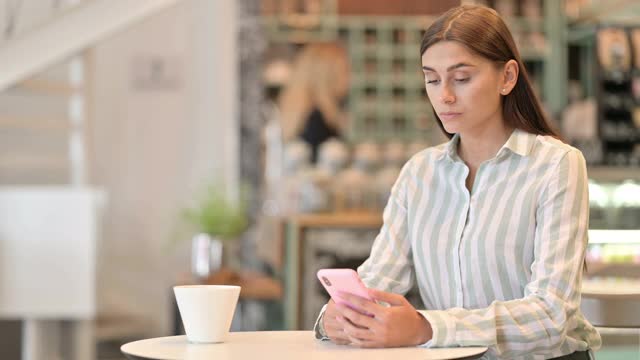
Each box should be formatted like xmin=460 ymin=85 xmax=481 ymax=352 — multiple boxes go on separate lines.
xmin=439 ymin=112 xmax=462 ymax=121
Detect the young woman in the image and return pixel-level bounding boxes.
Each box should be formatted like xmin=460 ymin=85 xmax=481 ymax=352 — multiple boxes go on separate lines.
xmin=278 ymin=42 xmax=350 ymax=163
xmin=314 ymin=5 xmax=601 ymax=359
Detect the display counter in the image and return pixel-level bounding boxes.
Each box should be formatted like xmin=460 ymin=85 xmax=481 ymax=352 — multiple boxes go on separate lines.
xmin=282 ymin=223 xmax=640 ymax=331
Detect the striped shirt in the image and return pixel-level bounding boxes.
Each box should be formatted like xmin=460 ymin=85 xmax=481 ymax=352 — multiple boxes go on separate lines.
xmin=317 ymin=128 xmax=602 ymax=359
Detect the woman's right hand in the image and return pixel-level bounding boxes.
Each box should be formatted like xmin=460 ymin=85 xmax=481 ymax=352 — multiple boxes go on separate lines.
xmin=322 ymin=299 xmax=351 ymax=345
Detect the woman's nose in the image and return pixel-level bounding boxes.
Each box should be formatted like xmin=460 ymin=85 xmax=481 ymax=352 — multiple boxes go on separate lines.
xmin=440 ymin=87 xmax=455 ymax=104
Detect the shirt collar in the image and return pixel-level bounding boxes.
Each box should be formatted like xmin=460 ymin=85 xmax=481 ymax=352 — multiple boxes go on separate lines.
xmin=500 ymin=128 xmax=535 ymax=157
xmin=443 ymin=133 xmax=461 ymax=162
xmin=438 ymin=128 xmax=535 ymax=163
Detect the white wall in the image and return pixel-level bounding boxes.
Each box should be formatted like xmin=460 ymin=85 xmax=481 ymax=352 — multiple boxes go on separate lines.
xmin=0 ymin=0 xmax=81 ymax=46
xmin=89 ymin=0 xmax=237 ymax=335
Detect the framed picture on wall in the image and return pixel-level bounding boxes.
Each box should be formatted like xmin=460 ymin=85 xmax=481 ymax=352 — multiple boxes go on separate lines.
xmin=131 ymin=55 xmax=182 ymax=91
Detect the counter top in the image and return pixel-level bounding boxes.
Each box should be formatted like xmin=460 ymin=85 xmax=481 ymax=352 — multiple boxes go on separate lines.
xmin=582 ymin=279 xmax=640 ymax=300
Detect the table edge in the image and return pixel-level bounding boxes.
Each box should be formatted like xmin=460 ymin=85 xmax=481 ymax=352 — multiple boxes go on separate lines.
xmin=120 ymin=333 xmax=489 ymax=360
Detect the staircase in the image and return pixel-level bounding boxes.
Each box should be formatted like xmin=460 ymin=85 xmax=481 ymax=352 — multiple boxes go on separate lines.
xmin=0 ymin=0 xmax=183 ymax=186
xmin=0 ymin=1 xmax=185 ymax=359
xmin=0 ymin=0 xmax=183 ymax=91
xmin=0 ymin=57 xmax=87 ymax=185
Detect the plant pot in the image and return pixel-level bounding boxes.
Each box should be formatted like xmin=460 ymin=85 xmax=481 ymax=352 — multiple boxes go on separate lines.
xmin=191 ymin=233 xmax=223 ymax=280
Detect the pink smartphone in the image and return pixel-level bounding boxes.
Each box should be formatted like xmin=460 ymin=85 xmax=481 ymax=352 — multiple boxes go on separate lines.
xmin=317 ymin=268 xmax=374 ymax=315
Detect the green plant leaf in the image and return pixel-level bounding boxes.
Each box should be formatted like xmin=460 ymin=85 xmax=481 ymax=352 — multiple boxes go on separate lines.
xmin=180 ymin=183 xmax=250 ymax=241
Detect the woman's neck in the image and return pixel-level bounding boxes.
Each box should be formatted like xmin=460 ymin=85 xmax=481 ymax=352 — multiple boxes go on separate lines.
xmin=457 ymin=120 xmax=514 ymax=167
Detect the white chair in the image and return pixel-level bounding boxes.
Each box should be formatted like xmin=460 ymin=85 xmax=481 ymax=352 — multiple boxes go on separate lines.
xmin=0 ymin=187 xmax=106 ymax=360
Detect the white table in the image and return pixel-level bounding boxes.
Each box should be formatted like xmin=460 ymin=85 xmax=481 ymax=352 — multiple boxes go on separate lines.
xmin=121 ymin=331 xmax=488 ymax=360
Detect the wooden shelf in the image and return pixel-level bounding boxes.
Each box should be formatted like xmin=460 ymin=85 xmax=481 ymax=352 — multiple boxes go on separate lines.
xmin=287 ymin=211 xmax=382 ymax=228
xmin=176 ymin=268 xmax=282 ymax=301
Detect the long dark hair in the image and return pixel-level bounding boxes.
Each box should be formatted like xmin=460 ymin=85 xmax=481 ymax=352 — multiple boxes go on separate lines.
xmin=420 ymin=5 xmax=559 ymax=139
xmin=420 ymin=5 xmax=590 ymax=272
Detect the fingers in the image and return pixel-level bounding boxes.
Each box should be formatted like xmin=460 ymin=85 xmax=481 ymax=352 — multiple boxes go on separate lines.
xmin=337 ymin=315 xmax=375 ymax=341
xmin=326 ymin=329 xmax=350 ymax=344
xmin=326 ymin=307 xmax=384 ymax=348
xmin=323 ymin=311 xmax=351 ymax=344
xmin=336 ymin=303 xmax=378 ymax=329
xmin=336 ymin=315 xmax=379 ymax=348
xmin=324 ymin=324 xmax=350 ymax=344
xmin=368 ymin=288 xmax=408 ymax=306
xmin=323 ymin=316 xmax=346 ymax=334
xmin=338 ymin=292 xmax=385 ymax=318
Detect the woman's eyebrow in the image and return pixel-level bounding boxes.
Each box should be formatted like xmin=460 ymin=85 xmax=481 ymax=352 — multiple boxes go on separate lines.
xmin=422 ymin=63 xmax=474 ymax=72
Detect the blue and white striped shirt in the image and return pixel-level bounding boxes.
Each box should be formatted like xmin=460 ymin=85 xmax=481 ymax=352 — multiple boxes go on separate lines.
xmin=318 ymin=128 xmax=602 ymax=359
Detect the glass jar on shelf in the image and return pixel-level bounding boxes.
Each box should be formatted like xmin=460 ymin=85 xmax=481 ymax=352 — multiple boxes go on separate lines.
xmin=313 ymin=138 xmax=350 ymax=212
xmin=373 ymin=141 xmax=405 ymax=210
xmin=280 ymin=140 xmax=315 ymax=214
xmin=334 ymin=141 xmax=380 ymax=212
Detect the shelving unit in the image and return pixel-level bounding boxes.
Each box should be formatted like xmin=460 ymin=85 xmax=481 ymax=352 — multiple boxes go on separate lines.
xmin=565 ymin=1 xmax=640 ymax=167
xmin=595 ymin=27 xmax=640 ymax=166
xmin=264 ymin=12 xmax=437 ymax=142
xmin=263 ymin=0 xmax=559 ymax=142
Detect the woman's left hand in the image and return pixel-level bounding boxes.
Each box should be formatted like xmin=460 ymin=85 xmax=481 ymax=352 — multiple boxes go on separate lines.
xmin=335 ymin=288 xmax=433 ymax=348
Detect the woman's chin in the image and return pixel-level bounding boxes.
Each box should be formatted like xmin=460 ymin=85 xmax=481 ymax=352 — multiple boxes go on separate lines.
xmin=442 ymin=124 xmax=458 ymax=134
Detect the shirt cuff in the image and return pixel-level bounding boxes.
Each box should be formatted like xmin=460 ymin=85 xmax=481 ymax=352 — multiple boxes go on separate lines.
xmin=313 ymin=304 xmax=330 ymax=340
xmin=417 ymin=310 xmax=457 ymax=347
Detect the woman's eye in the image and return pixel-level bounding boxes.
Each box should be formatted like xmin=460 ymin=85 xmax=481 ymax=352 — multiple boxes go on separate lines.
xmin=426 ymin=79 xmax=440 ymax=84
xmin=454 ymin=77 xmax=470 ymax=83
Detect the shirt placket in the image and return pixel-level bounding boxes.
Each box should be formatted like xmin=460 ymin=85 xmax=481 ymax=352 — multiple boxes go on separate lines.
xmin=455 ymin=161 xmax=489 ymax=308
xmin=454 ymin=163 xmax=471 ymax=308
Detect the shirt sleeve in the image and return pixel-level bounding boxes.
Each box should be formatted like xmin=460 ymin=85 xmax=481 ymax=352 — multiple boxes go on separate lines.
xmin=312 ymin=158 xmax=416 ymax=340
xmin=313 ymin=304 xmax=330 ymax=340
xmin=357 ymin=159 xmax=415 ymax=294
xmin=417 ymin=149 xmax=597 ymax=357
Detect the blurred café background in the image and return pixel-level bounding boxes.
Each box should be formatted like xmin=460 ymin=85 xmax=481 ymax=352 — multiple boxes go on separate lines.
xmin=0 ymin=0 xmax=638 ymax=359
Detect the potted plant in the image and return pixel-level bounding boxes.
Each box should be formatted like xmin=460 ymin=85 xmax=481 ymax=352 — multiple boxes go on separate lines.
xmin=181 ymin=184 xmax=249 ymax=280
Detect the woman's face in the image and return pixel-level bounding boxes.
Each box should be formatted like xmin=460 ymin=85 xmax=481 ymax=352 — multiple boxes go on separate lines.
xmin=421 ymin=41 xmax=506 ymax=135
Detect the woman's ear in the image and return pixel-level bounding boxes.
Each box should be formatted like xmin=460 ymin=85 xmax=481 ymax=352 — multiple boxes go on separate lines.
xmin=500 ymin=59 xmax=519 ymax=95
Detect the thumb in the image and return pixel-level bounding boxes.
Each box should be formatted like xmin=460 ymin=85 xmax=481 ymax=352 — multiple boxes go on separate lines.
xmin=368 ymin=288 xmax=407 ymax=306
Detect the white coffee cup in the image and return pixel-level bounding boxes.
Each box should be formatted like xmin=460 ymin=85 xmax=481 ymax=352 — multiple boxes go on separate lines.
xmin=174 ymin=285 xmax=241 ymax=343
